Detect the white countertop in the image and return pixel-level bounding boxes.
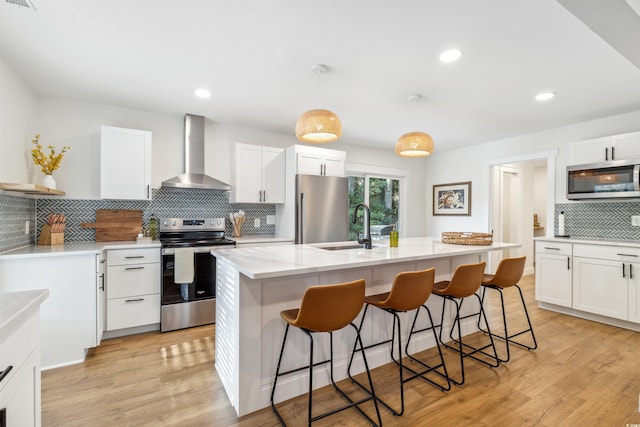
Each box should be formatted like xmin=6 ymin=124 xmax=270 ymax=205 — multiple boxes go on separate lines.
xmin=534 ymin=237 xmax=640 ymax=248
xmin=212 ymin=236 xmax=519 ymax=280
xmin=0 ymin=240 xmax=161 ymax=259
xmin=0 ymin=289 xmax=49 ymax=343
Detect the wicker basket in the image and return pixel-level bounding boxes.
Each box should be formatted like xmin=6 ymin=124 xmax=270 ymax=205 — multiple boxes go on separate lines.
xmin=441 ymin=232 xmax=493 ymax=246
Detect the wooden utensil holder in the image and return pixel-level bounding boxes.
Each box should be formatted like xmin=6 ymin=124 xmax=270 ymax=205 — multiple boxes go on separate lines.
xmin=38 ymin=224 xmax=64 ymax=245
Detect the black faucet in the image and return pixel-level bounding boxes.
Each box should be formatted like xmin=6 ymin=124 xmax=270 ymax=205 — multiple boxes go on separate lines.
xmin=352 ymin=203 xmax=372 ymax=249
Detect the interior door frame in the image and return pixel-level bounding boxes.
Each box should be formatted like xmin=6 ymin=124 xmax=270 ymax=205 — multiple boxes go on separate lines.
xmin=486 ymin=149 xmax=557 ymax=272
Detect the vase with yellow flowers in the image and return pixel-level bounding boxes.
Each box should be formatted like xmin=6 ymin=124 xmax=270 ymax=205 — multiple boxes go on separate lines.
xmin=31 ymin=134 xmax=70 ymax=189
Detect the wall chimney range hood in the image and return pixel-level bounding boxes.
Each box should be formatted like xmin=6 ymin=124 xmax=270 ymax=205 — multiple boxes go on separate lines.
xmin=161 ymin=114 xmax=231 ymax=191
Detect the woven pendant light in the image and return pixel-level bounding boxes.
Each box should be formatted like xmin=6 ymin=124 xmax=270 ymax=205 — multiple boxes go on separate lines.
xmin=295 ymin=65 xmax=342 ymax=144
xmin=395 ymin=131 xmax=434 ymax=157
xmin=395 ymin=95 xmax=434 ymax=158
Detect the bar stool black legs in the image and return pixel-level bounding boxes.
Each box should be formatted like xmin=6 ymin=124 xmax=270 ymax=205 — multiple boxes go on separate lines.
xmin=270 ymin=279 xmax=382 ymax=426
xmin=477 ymin=256 xmax=537 ymax=362
xmin=431 ymin=261 xmax=500 ymax=386
xmin=347 ymin=268 xmax=450 ymax=416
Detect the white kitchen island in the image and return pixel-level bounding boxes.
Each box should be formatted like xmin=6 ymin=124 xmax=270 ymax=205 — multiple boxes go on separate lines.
xmin=212 ymin=237 xmax=519 ymax=416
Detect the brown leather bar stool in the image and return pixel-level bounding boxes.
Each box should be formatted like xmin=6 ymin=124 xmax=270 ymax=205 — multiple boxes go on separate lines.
xmin=477 ymin=256 xmax=537 ymax=362
xmin=270 ymin=279 xmax=382 ymax=427
xmin=346 ymin=268 xmax=450 ymax=416
xmin=431 ymin=261 xmax=499 ymax=386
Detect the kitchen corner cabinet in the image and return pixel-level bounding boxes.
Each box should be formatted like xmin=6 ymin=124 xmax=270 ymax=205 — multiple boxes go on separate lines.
xmin=230 ymin=143 xmax=285 ymax=203
xmin=101 ymin=125 xmax=152 ymax=200
xmin=569 ymin=131 xmax=640 ymax=164
xmin=535 ymin=241 xmax=572 ymax=307
xmin=572 ymin=244 xmax=640 ymax=322
xmin=105 ymin=248 xmax=160 ymax=331
xmin=289 ymin=144 xmax=346 ymax=177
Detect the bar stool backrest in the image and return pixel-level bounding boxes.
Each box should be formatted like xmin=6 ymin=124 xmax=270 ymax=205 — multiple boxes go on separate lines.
xmin=484 ymin=256 xmax=526 ymax=288
xmin=292 ymin=279 xmax=365 ymax=332
xmin=441 ymin=261 xmax=486 ymax=298
xmin=383 ymin=268 xmax=436 ymax=311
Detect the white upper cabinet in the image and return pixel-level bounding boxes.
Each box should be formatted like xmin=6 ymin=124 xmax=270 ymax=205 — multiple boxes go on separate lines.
xmin=101 ymin=126 xmax=152 ymax=200
xmin=231 ymin=143 xmax=285 ymax=203
xmin=294 ymin=145 xmax=346 ymax=176
xmin=569 ymin=131 xmax=640 ymax=164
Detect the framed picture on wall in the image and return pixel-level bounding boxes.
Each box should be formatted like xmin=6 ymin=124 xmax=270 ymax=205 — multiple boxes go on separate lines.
xmin=433 ymin=181 xmax=471 ymax=216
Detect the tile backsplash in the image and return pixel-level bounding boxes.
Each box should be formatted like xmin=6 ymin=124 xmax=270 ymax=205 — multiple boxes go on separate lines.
xmin=554 ymin=201 xmax=640 ymax=241
xmin=0 ymin=188 xmax=275 ymax=252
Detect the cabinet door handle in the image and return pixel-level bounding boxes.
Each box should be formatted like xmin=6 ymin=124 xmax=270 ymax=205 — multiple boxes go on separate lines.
xmin=567 ymin=256 xmax=570 ymax=270
xmin=125 ymin=266 xmax=145 ymax=271
xmin=611 ymin=146 xmax=615 ymax=161
xmin=125 ymin=298 xmax=144 ymax=303
xmin=623 ymin=263 xmax=626 ymax=278
xmin=125 ymin=256 xmax=145 ymax=259
xmin=544 ymin=247 xmax=561 ymax=251
xmin=147 ymin=184 xmax=150 ymax=199
xmin=616 ymin=253 xmax=639 ymax=258
xmin=100 ymin=273 xmax=105 ymax=291
xmin=605 ymin=147 xmax=609 ymax=161
xmin=631 ymin=263 xmax=634 ymax=280
xmin=0 ymin=365 xmax=13 ymax=384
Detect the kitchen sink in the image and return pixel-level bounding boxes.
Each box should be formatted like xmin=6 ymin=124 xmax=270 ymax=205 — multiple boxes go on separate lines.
xmin=317 ymin=244 xmax=369 ymax=251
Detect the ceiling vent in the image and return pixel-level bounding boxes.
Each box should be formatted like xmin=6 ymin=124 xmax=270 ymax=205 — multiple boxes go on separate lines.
xmin=5 ymin=0 xmax=37 ymax=10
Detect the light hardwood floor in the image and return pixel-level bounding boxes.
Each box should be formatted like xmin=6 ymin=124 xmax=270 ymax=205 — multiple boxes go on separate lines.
xmin=42 ymin=275 xmax=640 ymax=426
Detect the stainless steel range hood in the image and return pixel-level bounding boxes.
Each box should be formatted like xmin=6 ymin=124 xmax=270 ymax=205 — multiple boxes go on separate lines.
xmin=161 ymin=114 xmax=231 ymax=191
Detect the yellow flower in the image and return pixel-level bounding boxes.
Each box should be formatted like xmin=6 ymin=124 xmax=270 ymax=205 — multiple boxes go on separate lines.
xmin=31 ymin=134 xmax=70 ymax=175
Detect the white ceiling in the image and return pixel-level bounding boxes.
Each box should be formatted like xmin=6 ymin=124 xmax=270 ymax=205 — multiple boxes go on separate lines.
xmin=1 ymin=0 xmax=640 ymax=153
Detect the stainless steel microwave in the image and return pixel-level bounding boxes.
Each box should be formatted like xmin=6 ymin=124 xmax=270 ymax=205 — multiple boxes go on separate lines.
xmin=567 ymin=160 xmax=640 ymax=199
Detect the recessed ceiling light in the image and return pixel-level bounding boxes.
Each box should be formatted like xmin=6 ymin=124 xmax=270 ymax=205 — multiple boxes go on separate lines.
xmin=439 ymin=49 xmax=462 ymax=63
xmin=195 ymin=88 xmax=211 ymax=98
xmin=535 ymin=91 xmax=555 ymax=101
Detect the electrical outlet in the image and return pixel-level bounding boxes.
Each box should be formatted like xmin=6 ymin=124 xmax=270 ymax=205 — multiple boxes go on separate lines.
xmin=254 ymin=218 xmax=260 ymax=227
xmin=632 ymin=215 xmax=640 ymax=226
xmin=25 ymin=220 xmax=29 ymax=235
xmin=267 ymin=215 xmax=276 ymax=225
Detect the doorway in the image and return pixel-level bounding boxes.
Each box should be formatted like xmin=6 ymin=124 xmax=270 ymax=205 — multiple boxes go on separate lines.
xmin=488 ymin=151 xmax=556 ymax=275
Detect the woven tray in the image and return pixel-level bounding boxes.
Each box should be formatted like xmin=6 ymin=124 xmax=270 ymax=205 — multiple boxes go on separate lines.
xmin=441 ymin=232 xmax=493 ymax=246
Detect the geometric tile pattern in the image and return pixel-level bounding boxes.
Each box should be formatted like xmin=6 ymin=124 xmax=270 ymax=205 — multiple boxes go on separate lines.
xmin=555 ymin=201 xmax=640 ymax=241
xmin=34 ymin=187 xmax=276 ymax=243
xmin=0 ymin=192 xmax=36 ymax=253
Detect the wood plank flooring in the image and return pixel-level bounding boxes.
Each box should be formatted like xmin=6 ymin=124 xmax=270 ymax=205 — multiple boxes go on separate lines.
xmin=42 ymin=275 xmax=640 ymax=426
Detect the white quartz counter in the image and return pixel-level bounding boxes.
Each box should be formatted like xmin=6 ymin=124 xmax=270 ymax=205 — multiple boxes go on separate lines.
xmin=0 ymin=240 xmax=161 ymax=259
xmin=534 ymin=237 xmax=640 ymax=248
xmin=232 ymin=236 xmax=294 ymax=245
xmin=0 ymin=289 xmax=49 ymax=344
xmin=212 ymin=236 xmax=519 ymax=280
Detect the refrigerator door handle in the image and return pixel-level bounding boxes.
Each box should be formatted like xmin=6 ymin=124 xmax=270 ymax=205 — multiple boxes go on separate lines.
xmin=299 ymin=192 xmax=304 ymax=243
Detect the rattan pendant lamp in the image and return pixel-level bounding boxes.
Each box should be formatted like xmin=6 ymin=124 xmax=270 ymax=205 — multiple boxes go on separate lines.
xmin=295 ymin=64 xmax=342 ymax=144
xmin=395 ymin=95 xmax=434 ymax=158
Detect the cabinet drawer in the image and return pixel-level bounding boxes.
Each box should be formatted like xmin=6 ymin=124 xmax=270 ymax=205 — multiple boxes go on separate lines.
xmin=0 ymin=312 xmax=39 ymax=393
xmin=573 ymin=244 xmax=640 ymax=261
xmin=107 ymin=264 xmax=160 ymax=299
xmin=536 ymin=241 xmax=572 ymax=256
xmin=106 ymin=294 xmax=160 ymax=331
xmin=107 ymin=248 xmax=160 ymax=266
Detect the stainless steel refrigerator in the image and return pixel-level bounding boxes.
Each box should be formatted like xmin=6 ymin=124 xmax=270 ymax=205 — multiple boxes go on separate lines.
xmin=295 ymin=174 xmax=349 ymax=244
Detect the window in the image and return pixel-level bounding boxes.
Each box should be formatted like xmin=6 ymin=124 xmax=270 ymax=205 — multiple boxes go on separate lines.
xmin=348 ymin=175 xmax=400 ymax=241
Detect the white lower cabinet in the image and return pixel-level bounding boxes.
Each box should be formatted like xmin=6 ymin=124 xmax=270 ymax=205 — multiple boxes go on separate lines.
xmin=535 ymin=241 xmax=572 ymax=307
xmin=573 ymin=244 xmax=640 ymax=322
xmin=0 ymin=309 xmax=42 ymax=427
xmin=536 ymin=239 xmax=640 ymax=328
xmin=105 ymin=248 xmax=161 ymax=331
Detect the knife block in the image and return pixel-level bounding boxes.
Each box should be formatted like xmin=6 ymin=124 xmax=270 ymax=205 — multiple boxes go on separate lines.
xmin=38 ymin=224 xmax=64 ymax=245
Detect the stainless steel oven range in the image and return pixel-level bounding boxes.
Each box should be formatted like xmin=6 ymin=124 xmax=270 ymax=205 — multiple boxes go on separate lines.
xmin=159 ymin=217 xmax=235 ymax=332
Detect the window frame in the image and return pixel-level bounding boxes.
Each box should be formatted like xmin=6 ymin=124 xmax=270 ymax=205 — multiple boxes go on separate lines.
xmin=345 ymin=162 xmax=408 ymax=237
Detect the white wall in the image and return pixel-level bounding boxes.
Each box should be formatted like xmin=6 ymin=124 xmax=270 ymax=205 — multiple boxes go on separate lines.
xmin=0 ymin=55 xmax=36 ymax=183
xmin=425 ymin=109 xmax=640 ymax=237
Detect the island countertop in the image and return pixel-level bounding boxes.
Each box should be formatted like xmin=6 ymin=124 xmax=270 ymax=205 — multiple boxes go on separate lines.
xmin=212 ymin=236 xmax=519 ymax=280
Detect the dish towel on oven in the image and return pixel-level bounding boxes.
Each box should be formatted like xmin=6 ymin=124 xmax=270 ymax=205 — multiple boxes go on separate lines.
xmin=174 ymin=247 xmax=194 ymax=284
